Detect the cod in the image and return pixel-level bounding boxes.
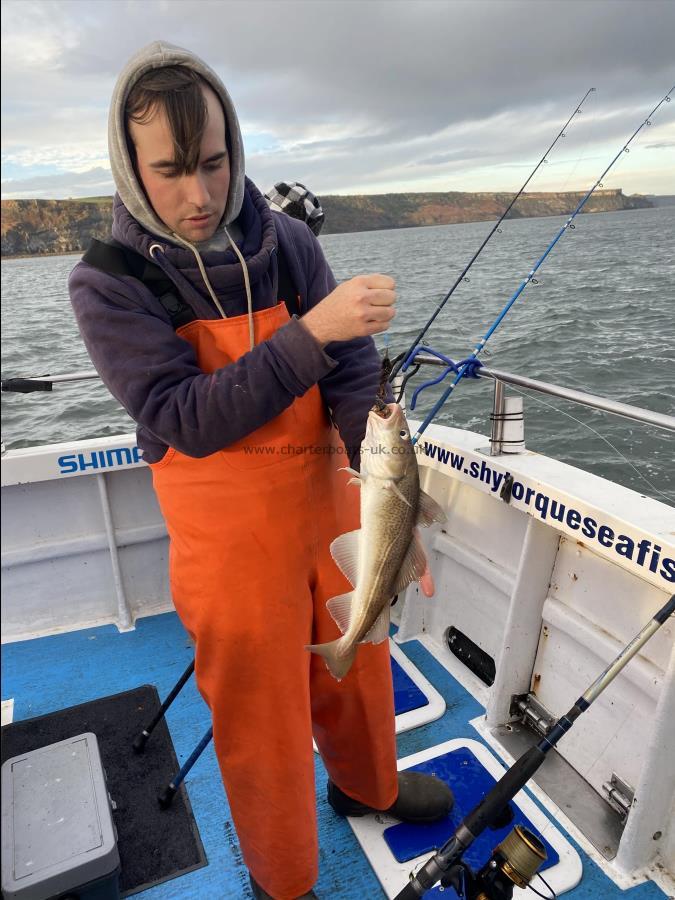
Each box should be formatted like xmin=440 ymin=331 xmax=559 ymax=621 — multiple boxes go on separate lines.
xmin=307 ymin=401 xmax=446 ymax=680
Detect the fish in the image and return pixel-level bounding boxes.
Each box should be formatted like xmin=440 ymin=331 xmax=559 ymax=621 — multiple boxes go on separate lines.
xmin=306 ymin=401 xmax=446 ymax=680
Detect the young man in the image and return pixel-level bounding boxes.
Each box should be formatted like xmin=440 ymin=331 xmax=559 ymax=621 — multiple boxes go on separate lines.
xmin=70 ymin=42 xmax=451 ymax=900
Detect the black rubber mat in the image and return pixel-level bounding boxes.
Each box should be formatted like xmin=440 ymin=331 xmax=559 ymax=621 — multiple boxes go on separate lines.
xmin=1 ymin=685 xmax=207 ymax=896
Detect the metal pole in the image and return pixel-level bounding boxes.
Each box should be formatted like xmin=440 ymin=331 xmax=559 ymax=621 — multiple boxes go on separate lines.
xmin=5 ymin=359 xmax=673 ymax=432
xmin=490 ymin=380 xmax=505 ymax=455
xmin=96 ymin=473 xmax=132 ymax=632
xmin=158 ymin=725 xmax=214 ymax=809
xmin=411 ymin=356 xmax=675 ymax=433
xmin=132 ymin=659 xmax=196 ymax=753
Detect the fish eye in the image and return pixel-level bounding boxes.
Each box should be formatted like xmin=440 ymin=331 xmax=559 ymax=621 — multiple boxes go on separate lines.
xmin=399 ymin=429 xmax=409 ymax=439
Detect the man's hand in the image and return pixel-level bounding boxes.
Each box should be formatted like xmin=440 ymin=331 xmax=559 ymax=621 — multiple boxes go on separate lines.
xmin=300 ymin=274 xmax=396 ymax=345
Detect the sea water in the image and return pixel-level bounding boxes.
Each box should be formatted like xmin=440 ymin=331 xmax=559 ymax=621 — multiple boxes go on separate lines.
xmin=1 ymin=206 xmax=673 ymax=501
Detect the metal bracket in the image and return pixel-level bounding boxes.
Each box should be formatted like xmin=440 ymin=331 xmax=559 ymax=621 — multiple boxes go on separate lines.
xmin=602 ymin=772 xmax=635 ymax=821
xmin=510 ymin=693 xmax=556 ymax=737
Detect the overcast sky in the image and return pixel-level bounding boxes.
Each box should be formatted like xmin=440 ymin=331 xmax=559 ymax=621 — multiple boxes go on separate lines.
xmin=1 ymin=0 xmax=674 ymax=200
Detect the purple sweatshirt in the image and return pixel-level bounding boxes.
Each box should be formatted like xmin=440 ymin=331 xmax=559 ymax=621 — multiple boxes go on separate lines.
xmin=69 ymin=179 xmax=384 ymax=468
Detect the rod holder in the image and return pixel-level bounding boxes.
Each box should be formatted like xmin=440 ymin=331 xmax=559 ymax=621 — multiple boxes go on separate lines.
xmin=490 ymin=382 xmax=525 ymax=455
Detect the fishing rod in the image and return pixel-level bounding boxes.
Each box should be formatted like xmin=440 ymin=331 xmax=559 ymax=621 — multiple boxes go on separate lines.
xmin=394 ymin=593 xmax=675 ymax=899
xmin=386 ymin=88 xmax=596 ymax=386
xmin=409 ymin=85 xmax=674 ymax=446
xmin=1 ymin=370 xmax=100 ymax=392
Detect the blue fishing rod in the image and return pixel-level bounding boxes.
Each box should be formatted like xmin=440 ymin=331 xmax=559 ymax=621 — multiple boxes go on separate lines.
xmin=409 ymin=85 xmax=674 ymax=446
xmin=386 ymin=88 xmax=596 ymax=386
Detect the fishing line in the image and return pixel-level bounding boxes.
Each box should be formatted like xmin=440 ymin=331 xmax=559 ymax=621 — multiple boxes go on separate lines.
xmin=505 ymin=382 xmax=675 ymax=503
xmin=557 ymin=88 xmax=599 ymax=195
xmin=388 ymin=89 xmax=596 ymax=383
xmin=410 ymin=86 xmax=674 ymax=445
xmin=528 ymin=872 xmax=557 ymax=900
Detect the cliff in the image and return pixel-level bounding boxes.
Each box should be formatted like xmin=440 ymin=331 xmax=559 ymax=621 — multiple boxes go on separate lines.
xmin=0 ymin=189 xmax=653 ymax=257
xmin=1 ymin=198 xmax=114 ymax=257
xmin=320 ymin=188 xmax=653 ymax=234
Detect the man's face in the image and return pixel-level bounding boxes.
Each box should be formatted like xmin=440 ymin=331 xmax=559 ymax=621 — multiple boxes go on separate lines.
xmin=128 ymin=84 xmax=230 ymax=243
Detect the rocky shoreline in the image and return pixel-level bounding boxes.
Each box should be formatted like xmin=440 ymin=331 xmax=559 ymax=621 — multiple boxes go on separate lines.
xmin=1 ymin=188 xmax=653 ymax=258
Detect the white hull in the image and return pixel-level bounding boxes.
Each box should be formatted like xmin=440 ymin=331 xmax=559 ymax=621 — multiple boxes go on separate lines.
xmin=2 ymin=423 xmax=674 ymax=894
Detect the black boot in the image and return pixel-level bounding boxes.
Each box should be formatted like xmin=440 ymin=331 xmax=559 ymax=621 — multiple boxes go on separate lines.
xmin=249 ymin=873 xmax=318 ymax=899
xmin=327 ymin=771 xmax=454 ymax=824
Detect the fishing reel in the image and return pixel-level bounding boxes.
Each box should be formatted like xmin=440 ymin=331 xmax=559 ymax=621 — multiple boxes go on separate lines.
xmin=440 ymin=825 xmax=553 ymax=900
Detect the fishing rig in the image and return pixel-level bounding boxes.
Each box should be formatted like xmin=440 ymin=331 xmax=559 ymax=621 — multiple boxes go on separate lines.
xmin=379 ymin=87 xmax=675 ymax=898
xmin=382 ymin=88 xmax=596 ymax=393
xmin=394 ymin=595 xmax=675 ymax=899
xmin=381 ymin=86 xmax=674 ymax=445
xmin=377 ymin=88 xmax=596 ymax=405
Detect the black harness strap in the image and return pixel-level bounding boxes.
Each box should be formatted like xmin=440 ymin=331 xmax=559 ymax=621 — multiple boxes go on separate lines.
xmin=83 ymin=238 xmax=301 ymax=330
xmin=275 ymin=245 xmax=299 ymax=315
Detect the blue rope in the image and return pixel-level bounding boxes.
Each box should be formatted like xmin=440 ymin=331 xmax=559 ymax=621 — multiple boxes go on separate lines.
xmin=405 ymin=345 xmax=483 ymax=410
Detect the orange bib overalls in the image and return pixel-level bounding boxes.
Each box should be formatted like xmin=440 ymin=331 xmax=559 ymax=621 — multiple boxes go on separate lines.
xmin=149 ymin=302 xmax=398 ymax=898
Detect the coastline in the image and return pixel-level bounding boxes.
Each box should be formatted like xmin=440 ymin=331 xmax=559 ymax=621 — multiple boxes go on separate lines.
xmin=2 ymin=250 xmax=84 ymax=261
xmin=1 ymin=202 xmax=661 ymax=261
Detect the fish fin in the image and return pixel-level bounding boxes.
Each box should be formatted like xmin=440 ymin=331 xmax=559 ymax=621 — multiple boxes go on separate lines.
xmin=326 ymin=591 xmax=354 ymax=634
xmin=339 ymin=466 xmax=363 ymax=480
xmin=392 ymin=529 xmax=428 ymax=594
xmin=361 ymin=606 xmax=391 ymax=645
xmin=387 ymin=480 xmax=413 ymax=508
xmin=306 ymin=639 xmax=356 ymax=681
xmin=417 ymin=489 xmax=447 ymax=526
xmin=330 ymin=531 xmax=360 ymax=588
xmin=420 ymin=565 xmax=435 ymax=597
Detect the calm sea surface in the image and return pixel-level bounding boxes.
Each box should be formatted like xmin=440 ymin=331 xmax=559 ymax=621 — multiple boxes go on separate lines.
xmin=2 ymin=206 xmax=674 ymax=502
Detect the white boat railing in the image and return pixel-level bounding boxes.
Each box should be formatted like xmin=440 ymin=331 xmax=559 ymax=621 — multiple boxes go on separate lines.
xmin=3 ymin=362 xmax=674 ymax=432
xmin=410 ymin=355 xmax=675 ymax=433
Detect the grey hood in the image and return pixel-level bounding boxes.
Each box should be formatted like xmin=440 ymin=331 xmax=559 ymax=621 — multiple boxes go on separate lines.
xmin=108 ymin=40 xmax=245 ymax=244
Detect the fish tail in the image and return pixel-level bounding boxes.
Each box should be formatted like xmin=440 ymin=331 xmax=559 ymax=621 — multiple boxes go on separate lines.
xmin=306 ymin=639 xmax=357 ymax=681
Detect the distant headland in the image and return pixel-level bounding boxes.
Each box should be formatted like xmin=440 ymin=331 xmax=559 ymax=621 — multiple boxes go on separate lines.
xmin=0 ymin=188 xmax=660 ymax=258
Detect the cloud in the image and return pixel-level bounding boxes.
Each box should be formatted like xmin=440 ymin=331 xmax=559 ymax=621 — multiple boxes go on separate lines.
xmin=2 ymin=0 xmax=675 ymax=197
xmin=1 ymin=167 xmax=114 ymax=199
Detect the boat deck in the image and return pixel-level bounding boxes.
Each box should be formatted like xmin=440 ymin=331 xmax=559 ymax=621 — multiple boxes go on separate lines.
xmin=1 ymin=611 xmax=669 ymax=899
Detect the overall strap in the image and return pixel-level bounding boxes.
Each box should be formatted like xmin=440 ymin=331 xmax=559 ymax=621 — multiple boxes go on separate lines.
xmin=83 ymin=239 xmax=197 ymax=328
xmin=83 ymin=238 xmax=301 ymax=329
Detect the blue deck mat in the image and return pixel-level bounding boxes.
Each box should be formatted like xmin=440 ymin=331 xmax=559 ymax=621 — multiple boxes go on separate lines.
xmin=392 ymin=654 xmax=429 ymax=715
xmin=3 ymin=616 xmax=668 ymax=899
xmin=384 ymin=746 xmax=559 ymax=897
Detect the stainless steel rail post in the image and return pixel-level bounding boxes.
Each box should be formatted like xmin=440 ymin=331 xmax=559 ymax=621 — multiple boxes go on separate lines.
xmin=490 ymin=380 xmax=506 ymax=455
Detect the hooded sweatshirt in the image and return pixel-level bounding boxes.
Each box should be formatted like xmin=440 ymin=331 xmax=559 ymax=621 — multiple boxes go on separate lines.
xmin=108 ymin=40 xmax=245 ymax=249
xmin=69 ymin=41 xmax=385 ymax=468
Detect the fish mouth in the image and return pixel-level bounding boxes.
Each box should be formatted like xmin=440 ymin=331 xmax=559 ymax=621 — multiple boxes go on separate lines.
xmin=371 ymin=397 xmax=392 ymax=418
xmin=369 ymin=400 xmax=403 ymax=427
